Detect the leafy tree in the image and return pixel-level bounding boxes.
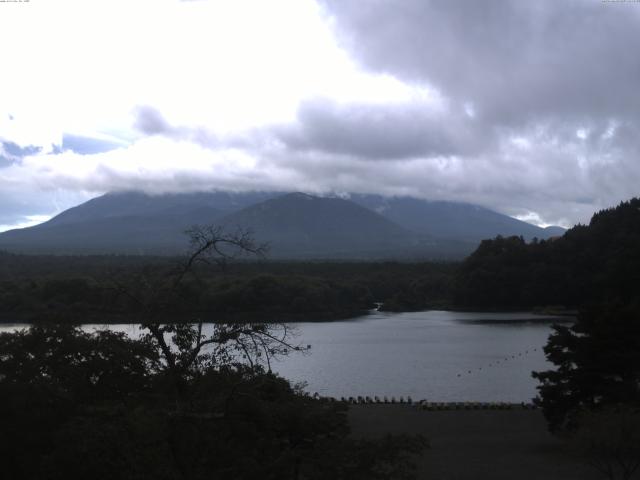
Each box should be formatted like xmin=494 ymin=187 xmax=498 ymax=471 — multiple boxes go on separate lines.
xmin=107 ymin=226 xmax=308 ymax=397
xmin=0 ymin=324 xmax=158 ymax=479
xmin=532 ymin=302 xmax=640 ymax=432
xmin=0 ymin=325 xmax=425 ymax=479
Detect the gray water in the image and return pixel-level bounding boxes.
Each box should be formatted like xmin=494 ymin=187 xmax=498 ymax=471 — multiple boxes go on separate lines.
xmin=0 ymin=310 xmax=567 ymax=402
xmin=270 ymin=310 xmax=565 ymax=403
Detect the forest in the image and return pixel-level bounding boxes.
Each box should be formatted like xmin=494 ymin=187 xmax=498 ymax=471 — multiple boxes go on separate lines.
xmin=454 ymin=198 xmax=640 ymax=310
xmin=0 ymin=252 xmax=457 ymax=323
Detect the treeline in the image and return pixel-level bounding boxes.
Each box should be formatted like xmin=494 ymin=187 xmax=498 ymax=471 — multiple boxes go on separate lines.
xmin=0 ymin=274 xmax=373 ymax=323
xmin=0 ymin=254 xmax=457 ymax=323
xmin=454 ymin=198 xmax=640 ymax=309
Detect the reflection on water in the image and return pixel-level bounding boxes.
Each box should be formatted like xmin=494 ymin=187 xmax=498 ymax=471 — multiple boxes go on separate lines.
xmin=0 ymin=310 xmax=570 ymax=402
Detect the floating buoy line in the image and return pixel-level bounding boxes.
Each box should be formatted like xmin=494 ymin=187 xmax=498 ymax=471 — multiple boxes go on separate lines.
xmin=309 ymin=394 xmax=537 ymax=410
xmin=455 ymin=347 xmax=542 ymax=378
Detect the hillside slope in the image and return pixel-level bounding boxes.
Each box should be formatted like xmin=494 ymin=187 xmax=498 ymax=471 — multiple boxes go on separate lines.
xmin=219 ymin=193 xmax=437 ymax=258
xmin=0 ymin=190 xmax=562 ymax=258
xmin=350 ymin=195 xmax=563 ymax=241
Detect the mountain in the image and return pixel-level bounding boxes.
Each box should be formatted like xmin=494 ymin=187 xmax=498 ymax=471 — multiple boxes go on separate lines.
xmin=0 ymin=190 xmax=564 ymax=258
xmin=218 ymin=192 xmax=439 ymax=258
xmin=349 ymin=195 xmax=564 ymax=242
xmin=542 ymin=226 xmax=567 ymax=237
xmin=0 ymin=207 xmax=223 ymax=254
xmin=0 ymin=191 xmax=280 ymax=254
xmin=43 ymin=190 xmax=278 ymax=227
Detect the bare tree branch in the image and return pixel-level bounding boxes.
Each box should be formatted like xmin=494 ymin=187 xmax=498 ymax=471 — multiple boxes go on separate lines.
xmin=106 ymin=224 xmax=304 ymax=396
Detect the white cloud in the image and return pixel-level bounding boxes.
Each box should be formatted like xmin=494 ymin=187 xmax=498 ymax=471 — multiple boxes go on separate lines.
xmin=0 ymin=215 xmax=51 ymax=234
xmin=0 ymin=0 xmax=438 ymax=142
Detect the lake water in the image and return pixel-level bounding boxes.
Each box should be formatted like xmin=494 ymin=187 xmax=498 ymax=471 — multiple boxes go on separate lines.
xmin=0 ymin=310 xmax=569 ymax=402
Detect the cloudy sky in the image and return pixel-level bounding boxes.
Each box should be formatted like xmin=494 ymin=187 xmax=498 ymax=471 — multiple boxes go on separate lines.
xmin=1 ymin=0 xmax=639 ymax=231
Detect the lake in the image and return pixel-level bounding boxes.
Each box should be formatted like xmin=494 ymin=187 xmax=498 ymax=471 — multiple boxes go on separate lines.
xmin=0 ymin=310 xmax=569 ymax=402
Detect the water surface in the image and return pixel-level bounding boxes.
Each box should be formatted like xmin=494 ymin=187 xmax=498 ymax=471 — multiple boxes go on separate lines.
xmin=270 ymin=310 xmax=566 ymax=402
xmin=0 ymin=310 xmax=568 ymax=402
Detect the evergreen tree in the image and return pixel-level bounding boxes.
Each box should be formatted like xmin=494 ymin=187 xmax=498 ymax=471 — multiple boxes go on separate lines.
xmin=533 ymin=302 xmax=640 ymax=432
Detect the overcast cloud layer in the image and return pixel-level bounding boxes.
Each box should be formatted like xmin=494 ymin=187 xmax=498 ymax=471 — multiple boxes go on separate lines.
xmin=1 ymin=0 xmax=639 ymax=230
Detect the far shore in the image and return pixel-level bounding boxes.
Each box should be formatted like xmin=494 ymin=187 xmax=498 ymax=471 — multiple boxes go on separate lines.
xmin=0 ymin=306 xmax=576 ymax=325
xmin=0 ymin=308 xmax=370 ymax=325
xmin=381 ymin=304 xmax=578 ymax=316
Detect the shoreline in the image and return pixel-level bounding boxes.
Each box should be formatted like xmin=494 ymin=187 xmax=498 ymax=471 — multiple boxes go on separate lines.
xmin=0 ymin=308 xmax=371 ymax=325
xmin=0 ymin=307 xmax=574 ymax=325
xmin=381 ymin=304 xmax=578 ymax=316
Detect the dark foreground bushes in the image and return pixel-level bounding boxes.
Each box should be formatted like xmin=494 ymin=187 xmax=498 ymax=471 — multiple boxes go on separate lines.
xmin=0 ymin=325 xmax=425 ymax=479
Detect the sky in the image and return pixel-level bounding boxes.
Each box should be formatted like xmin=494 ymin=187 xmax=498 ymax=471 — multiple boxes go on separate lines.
xmin=1 ymin=0 xmax=639 ymax=231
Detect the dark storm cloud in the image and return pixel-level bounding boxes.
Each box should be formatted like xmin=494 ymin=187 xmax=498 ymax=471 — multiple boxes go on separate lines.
xmin=275 ymin=98 xmax=487 ymax=159
xmin=266 ymin=0 xmax=640 ymax=225
xmin=134 ymin=106 xmax=173 ymax=135
xmin=2 ymin=141 xmax=41 ymax=158
xmin=319 ymin=0 xmax=640 ymax=124
xmin=0 ymin=141 xmax=41 ymax=167
xmin=133 ymin=105 xmax=218 ymax=148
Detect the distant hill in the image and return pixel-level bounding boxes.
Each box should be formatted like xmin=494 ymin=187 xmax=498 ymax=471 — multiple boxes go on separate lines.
xmin=542 ymin=226 xmax=567 ymax=237
xmin=0 ymin=190 xmax=564 ymax=258
xmin=43 ymin=191 xmax=278 ymax=228
xmin=217 ymin=192 xmax=451 ymax=258
xmin=0 ymin=191 xmax=279 ymax=255
xmin=0 ymin=208 xmax=222 ymax=255
xmin=350 ymin=195 xmax=564 ymax=242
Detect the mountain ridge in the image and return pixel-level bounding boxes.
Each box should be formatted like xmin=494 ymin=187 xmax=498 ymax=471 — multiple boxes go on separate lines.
xmin=0 ymin=190 xmax=565 ymax=258
xmin=349 ymin=194 xmax=560 ymax=242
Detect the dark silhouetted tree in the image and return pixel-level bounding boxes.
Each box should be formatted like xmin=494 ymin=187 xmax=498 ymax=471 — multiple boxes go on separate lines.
xmin=533 ymin=302 xmax=640 ymax=432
